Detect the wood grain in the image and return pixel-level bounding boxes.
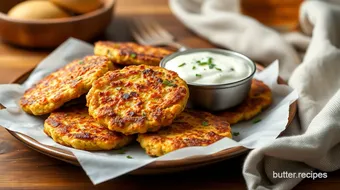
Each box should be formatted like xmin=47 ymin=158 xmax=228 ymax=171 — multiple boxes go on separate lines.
xmin=1 ymin=0 xmax=340 ymax=189
xmin=0 ymin=0 xmax=114 ymax=48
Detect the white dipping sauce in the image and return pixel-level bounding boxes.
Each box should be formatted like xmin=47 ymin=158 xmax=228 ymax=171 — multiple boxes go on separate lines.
xmin=165 ymin=52 xmax=252 ymax=85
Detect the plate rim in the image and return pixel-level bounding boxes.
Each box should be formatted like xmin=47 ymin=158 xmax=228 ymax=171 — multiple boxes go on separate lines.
xmin=4 ymin=65 xmax=297 ymax=172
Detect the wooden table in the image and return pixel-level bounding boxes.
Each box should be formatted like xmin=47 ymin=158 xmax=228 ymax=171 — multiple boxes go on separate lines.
xmin=1 ymin=0 xmax=339 ymax=189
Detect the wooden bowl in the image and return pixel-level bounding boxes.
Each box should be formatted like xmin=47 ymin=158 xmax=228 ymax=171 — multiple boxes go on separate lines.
xmin=0 ymin=0 xmax=115 ymax=48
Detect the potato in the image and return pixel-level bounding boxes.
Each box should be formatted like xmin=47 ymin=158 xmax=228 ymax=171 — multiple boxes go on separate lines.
xmin=8 ymin=0 xmax=70 ymax=20
xmin=50 ymin=0 xmax=102 ymax=14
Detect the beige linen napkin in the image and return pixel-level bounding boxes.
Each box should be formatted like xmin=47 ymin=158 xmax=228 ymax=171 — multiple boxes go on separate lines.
xmin=170 ymin=0 xmax=340 ymax=189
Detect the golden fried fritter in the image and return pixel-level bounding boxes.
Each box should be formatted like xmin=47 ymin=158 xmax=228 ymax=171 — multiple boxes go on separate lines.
xmin=137 ymin=109 xmax=232 ymax=157
xmin=94 ymin=41 xmax=173 ymax=66
xmin=44 ymin=107 xmax=134 ymax=150
xmin=87 ymin=65 xmax=189 ymax=135
xmin=20 ymin=56 xmax=115 ymax=115
xmin=217 ymin=79 xmax=272 ymax=124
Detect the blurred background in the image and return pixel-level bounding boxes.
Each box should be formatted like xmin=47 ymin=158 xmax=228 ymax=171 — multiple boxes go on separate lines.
xmin=0 ymin=0 xmax=303 ymax=48
xmin=0 ymin=0 xmax=304 ymax=82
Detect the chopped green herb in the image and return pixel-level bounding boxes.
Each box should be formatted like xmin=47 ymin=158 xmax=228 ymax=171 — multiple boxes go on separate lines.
xmin=130 ymin=53 xmax=137 ymax=58
xmin=117 ymin=149 xmax=126 ymax=154
xmin=198 ymin=62 xmax=208 ymax=66
xmin=215 ymin=68 xmax=222 ymax=71
xmin=142 ymin=112 xmax=146 ymax=117
xmin=202 ymin=121 xmax=209 ymax=126
xmin=126 ymin=155 xmax=133 ymax=159
xmin=178 ymin=63 xmax=186 ymax=67
xmin=209 ymin=63 xmax=216 ymax=69
xmin=253 ymin=118 xmax=262 ymax=124
xmin=78 ymin=60 xmax=84 ymax=65
xmin=196 ymin=74 xmax=202 ymax=77
xmin=207 ymin=57 xmax=213 ymax=64
xmin=192 ymin=66 xmax=196 ymax=70
xmin=233 ymin=132 xmax=240 ymax=136
xmin=163 ymin=80 xmax=176 ymax=87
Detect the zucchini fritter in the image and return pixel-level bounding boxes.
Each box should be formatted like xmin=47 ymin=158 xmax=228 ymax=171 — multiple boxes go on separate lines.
xmin=137 ymin=109 xmax=232 ymax=157
xmin=20 ymin=55 xmax=115 ymax=115
xmin=94 ymin=41 xmax=173 ymax=66
xmin=217 ymin=79 xmax=272 ymax=124
xmin=86 ymin=65 xmax=189 ymax=135
xmin=44 ymin=107 xmax=134 ymax=150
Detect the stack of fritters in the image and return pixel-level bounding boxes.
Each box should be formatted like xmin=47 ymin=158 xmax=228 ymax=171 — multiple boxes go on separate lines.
xmin=19 ymin=41 xmax=272 ymax=156
xmin=94 ymin=41 xmax=173 ymax=66
xmin=20 ymin=55 xmax=114 ymax=115
xmin=217 ymin=79 xmax=272 ymax=124
xmin=44 ymin=107 xmax=134 ymax=150
xmin=137 ymin=109 xmax=232 ymax=156
xmin=86 ymin=65 xmax=189 ymax=135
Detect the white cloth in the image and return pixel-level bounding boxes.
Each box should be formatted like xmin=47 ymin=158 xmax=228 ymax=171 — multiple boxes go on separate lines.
xmin=170 ymin=0 xmax=340 ymax=189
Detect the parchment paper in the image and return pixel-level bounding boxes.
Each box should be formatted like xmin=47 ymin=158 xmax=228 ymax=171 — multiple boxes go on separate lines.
xmin=0 ymin=38 xmax=298 ymax=184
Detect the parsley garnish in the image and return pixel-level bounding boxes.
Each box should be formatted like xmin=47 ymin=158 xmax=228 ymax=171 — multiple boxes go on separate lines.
xmin=202 ymin=121 xmax=209 ymax=126
xmin=196 ymin=74 xmax=202 ymax=77
xmin=117 ymin=149 xmax=126 ymax=154
xmin=163 ymin=80 xmax=176 ymax=86
xmin=209 ymin=63 xmax=216 ymax=69
xmin=192 ymin=66 xmax=196 ymax=70
xmin=215 ymin=68 xmax=222 ymax=71
xmin=207 ymin=57 xmax=213 ymax=64
xmin=253 ymin=118 xmax=262 ymax=124
xmin=198 ymin=62 xmax=208 ymax=66
xmin=195 ymin=57 xmax=215 ymax=68
xmin=130 ymin=53 xmax=137 ymax=58
xmin=233 ymin=132 xmax=240 ymax=136
xmin=78 ymin=60 xmax=84 ymax=64
xmin=178 ymin=63 xmax=186 ymax=67
xmin=127 ymin=155 xmax=133 ymax=159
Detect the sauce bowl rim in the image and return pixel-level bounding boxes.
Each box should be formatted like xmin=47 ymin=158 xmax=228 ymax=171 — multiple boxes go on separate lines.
xmin=160 ymin=48 xmax=256 ymax=89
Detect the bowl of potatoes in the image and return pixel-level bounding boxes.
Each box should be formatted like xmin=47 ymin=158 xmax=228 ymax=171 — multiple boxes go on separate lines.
xmin=0 ymin=0 xmax=115 ymax=48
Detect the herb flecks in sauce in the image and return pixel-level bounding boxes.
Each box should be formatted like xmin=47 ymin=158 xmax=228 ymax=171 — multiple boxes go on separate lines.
xmin=164 ymin=52 xmax=252 ymax=85
xmin=178 ymin=63 xmax=186 ymax=67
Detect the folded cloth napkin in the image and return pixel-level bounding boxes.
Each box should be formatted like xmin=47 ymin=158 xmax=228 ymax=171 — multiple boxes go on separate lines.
xmin=170 ymin=0 xmax=340 ymax=189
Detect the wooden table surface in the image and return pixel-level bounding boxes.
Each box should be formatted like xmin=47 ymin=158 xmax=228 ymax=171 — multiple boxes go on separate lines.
xmin=1 ymin=0 xmax=340 ymax=189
